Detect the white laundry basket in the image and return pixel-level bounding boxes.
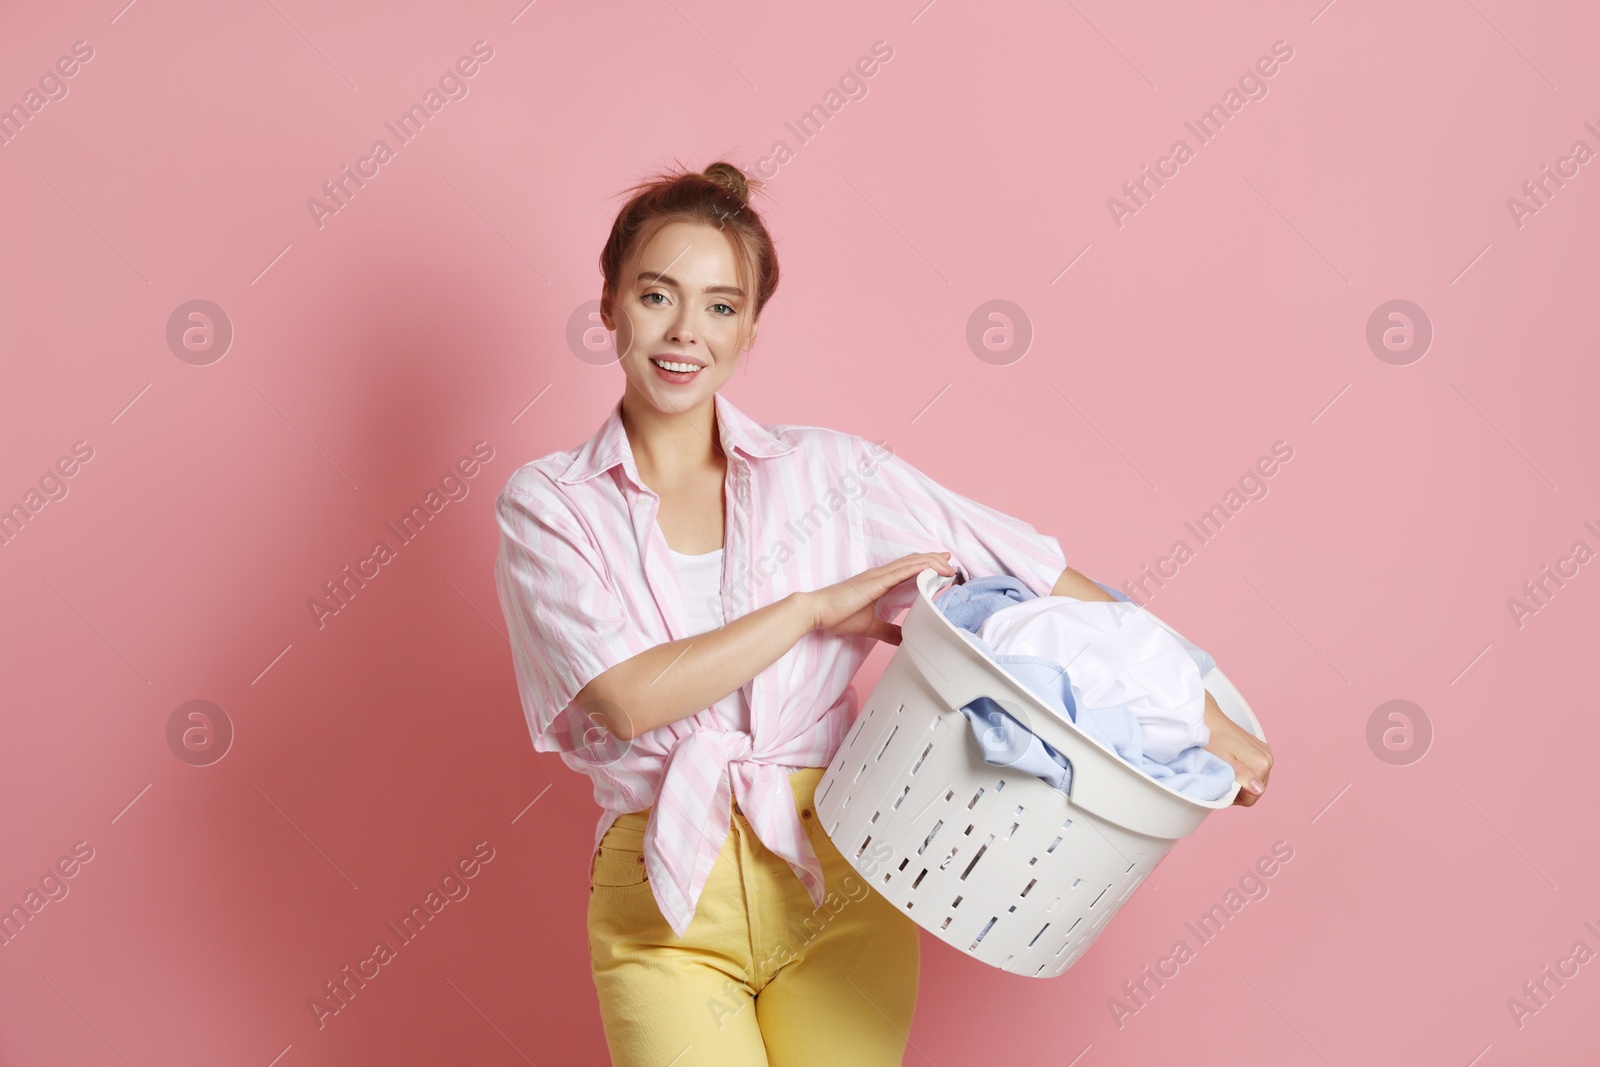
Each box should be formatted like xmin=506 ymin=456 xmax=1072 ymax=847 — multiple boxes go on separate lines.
xmin=815 ymin=568 xmax=1267 ymax=978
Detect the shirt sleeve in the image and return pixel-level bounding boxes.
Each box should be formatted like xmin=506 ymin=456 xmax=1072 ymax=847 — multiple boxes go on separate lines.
xmin=493 ymin=474 xmax=657 ymax=754
xmin=853 ymin=435 xmax=1068 ymax=619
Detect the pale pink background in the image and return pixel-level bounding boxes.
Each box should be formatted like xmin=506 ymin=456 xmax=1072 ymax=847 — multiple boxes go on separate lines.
xmin=3 ymin=1 xmax=1597 ymax=1064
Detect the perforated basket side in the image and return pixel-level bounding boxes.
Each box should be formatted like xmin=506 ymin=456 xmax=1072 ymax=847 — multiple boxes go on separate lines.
xmin=815 ymin=650 xmax=1176 ymax=977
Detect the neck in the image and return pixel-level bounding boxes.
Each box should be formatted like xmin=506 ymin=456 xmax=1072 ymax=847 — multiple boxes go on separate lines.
xmin=619 ymin=387 xmax=723 ymax=482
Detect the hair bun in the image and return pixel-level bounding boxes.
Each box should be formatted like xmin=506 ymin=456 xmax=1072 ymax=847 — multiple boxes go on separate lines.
xmin=701 ymin=161 xmax=754 ymax=203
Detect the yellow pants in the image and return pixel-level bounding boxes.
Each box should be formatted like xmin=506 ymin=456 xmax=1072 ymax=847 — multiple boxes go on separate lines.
xmin=586 ymin=766 xmax=920 ymax=1066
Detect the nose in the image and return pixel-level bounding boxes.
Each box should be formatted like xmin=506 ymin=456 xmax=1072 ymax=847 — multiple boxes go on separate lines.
xmin=667 ymin=305 xmax=697 ymax=346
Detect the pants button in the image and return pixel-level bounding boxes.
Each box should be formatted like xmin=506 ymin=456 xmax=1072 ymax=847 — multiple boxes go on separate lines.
xmin=801 ymin=808 xmax=813 ymax=819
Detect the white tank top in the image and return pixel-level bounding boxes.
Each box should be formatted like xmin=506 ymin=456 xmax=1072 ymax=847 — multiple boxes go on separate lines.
xmin=669 ymin=546 xmax=750 ymax=727
xmin=671 ymin=546 xmax=727 ymax=635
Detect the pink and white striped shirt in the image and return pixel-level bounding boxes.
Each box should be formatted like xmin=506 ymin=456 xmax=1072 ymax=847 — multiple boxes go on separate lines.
xmin=493 ymin=390 xmax=1069 ymax=938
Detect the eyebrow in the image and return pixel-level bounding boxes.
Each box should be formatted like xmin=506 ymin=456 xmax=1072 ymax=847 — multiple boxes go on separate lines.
xmin=636 ymin=271 xmax=745 ymax=298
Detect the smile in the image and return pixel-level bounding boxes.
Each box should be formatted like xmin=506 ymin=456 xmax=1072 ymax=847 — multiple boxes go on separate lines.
xmin=650 ymin=357 xmax=704 ymax=374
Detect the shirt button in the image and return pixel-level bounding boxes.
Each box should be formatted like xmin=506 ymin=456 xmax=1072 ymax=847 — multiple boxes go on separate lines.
xmin=636 ymin=855 xmax=645 ymax=864
xmin=801 ymin=808 xmax=813 ymax=820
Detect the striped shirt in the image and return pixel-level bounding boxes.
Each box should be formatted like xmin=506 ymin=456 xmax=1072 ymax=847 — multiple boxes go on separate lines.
xmin=493 ymin=390 xmax=1069 ymax=938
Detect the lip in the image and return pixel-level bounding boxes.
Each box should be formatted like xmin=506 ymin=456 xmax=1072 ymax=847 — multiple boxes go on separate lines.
xmin=649 ymin=354 xmax=706 ymax=368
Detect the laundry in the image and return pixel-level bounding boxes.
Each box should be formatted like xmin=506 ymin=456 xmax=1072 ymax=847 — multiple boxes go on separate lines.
xmin=933 ymin=575 xmax=1236 ymax=801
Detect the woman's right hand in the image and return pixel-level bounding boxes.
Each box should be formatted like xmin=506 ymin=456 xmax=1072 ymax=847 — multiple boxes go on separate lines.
xmin=802 ymin=553 xmax=958 ymax=645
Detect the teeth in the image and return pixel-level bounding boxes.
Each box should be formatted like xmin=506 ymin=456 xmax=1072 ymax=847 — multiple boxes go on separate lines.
xmin=652 ymin=358 xmax=702 ymax=373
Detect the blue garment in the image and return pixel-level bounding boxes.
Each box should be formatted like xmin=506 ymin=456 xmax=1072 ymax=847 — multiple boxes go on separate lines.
xmin=937 ymin=576 xmax=1235 ymax=801
xmin=935 ymin=574 xmax=1038 ymax=633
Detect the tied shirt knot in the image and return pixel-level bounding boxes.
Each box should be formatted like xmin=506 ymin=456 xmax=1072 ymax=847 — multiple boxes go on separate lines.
xmin=643 ymin=727 xmax=826 ymax=939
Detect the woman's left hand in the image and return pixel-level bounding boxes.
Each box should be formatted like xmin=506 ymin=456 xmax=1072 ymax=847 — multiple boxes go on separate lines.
xmin=1201 ymin=692 xmax=1273 ymax=807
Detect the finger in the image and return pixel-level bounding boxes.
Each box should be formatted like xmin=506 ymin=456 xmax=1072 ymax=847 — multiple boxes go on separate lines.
xmin=1242 ymin=757 xmax=1269 ymax=794
xmin=843 ymin=557 xmax=955 ymax=616
xmin=887 ymin=554 xmax=951 ymax=578
xmin=888 ymin=552 xmax=954 ymax=575
xmin=887 ymin=556 xmax=956 ymax=582
xmin=858 ymin=560 xmax=944 ymax=599
xmin=1216 ymin=750 xmax=1266 ymax=803
xmin=872 ymin=620 xmax=903 ymax=646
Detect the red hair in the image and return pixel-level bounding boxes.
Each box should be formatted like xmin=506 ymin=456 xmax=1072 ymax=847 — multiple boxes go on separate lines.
xmin=598 ymin=161 xmax=779 ymax=350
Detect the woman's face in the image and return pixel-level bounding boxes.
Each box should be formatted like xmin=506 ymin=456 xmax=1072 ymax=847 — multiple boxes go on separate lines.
xmin=604 ymin=219 xmax=757 ymax=417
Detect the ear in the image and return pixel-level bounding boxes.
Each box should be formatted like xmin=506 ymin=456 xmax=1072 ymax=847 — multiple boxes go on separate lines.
xmin=744 ymin=318 xmax=759 ymax=351
xmin=599 ymin=289 xmax=615 ymax=331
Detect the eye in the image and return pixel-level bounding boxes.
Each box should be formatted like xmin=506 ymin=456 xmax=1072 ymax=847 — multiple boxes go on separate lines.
xmin=641 ymin=291 xmax=667 ymax=306
xmin=712 ymin=303 xmax=736 ymax=316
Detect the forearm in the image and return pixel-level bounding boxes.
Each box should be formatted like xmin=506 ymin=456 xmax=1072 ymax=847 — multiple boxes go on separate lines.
xmin=577 ymin=592 xmax=816 ymax=741
xmin=1201 ymin=689 xmax=1227 ymax=738
xmin=1050 ymin=565 xmax=1117 ymax=602
xmin=1050 ymin=562 xmax=1267 ymax=795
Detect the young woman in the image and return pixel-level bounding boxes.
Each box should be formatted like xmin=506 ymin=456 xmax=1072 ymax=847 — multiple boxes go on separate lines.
xmin=494 ymin=161 xmax=1274 ymax=1066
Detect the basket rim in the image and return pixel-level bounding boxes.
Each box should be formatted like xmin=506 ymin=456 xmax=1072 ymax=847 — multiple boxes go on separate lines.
xmin=913 ymin=568 xmax=1261 ymax=812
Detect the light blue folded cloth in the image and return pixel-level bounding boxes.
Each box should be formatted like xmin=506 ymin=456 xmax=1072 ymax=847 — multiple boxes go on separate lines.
xmin=936 ymin=575 xmax=1236 ymax=801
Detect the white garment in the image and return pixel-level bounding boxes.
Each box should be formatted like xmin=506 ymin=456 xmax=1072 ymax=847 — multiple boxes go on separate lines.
xmin=671 ymin=546 xmax=726 ymax=634
xmin=669 ymin=546 xmax=750 ymax=727
xmin=974 ymin=596 xmax=1209 ymax=763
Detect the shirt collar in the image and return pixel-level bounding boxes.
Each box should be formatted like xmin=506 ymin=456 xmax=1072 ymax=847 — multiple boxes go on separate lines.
xmin=557 ymin=390 xmax=797 ymax=486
